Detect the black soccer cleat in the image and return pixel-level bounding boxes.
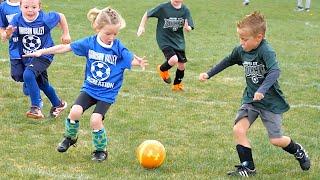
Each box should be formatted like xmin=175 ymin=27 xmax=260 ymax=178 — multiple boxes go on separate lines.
xmin=57 ymin=137 xmax=77 ymax=152
xmin=227 ymin=164 xmax=256 ymax=177
xmin=92 ymin=150 xmax=108 ymax=162
xmin=294 ymin=143 xmax=311 ymax=171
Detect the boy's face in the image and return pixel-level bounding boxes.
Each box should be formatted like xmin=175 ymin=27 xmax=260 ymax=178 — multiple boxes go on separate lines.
xmin=20 ymin=0 xmax=41 ymax=21
xmin=237 ymin=27 xmax=263 ymax=52
xmin=171 ymin=0 xmax=183 ymax=7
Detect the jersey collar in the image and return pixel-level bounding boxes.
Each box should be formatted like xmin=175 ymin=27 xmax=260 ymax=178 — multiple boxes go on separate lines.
xmin=97 ymin=35 xmax=113 ymax=48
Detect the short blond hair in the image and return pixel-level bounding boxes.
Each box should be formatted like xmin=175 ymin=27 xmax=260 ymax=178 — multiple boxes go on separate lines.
xmin=237 ymin=11 xmax=266 ymax=37
xmin=87 ymin=7 xmax=126 ymax=30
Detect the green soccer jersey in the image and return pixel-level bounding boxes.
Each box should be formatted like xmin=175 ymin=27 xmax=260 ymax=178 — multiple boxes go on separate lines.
xmin=222 ymin=39 xmax=289 ymax=113
xmin=147 ymin=2 xmax=194 ymax=51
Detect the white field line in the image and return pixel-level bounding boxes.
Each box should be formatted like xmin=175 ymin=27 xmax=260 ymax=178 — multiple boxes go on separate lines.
xmin=20 ymin=167 xmax=90 ymax=179
xmin=1 ymin=59 xmax=319 ymax=109
xmin=120 ymin=92 xmax=320 ymax=110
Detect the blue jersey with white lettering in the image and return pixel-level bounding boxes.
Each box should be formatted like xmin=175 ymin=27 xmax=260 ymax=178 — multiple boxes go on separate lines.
xmin=71 ymin=35 xmax=133 ymax=104
xmin=0 ymin=1 xmax=20 ymax=59
xmin=10 ymin=10 xmax=60 ymax=61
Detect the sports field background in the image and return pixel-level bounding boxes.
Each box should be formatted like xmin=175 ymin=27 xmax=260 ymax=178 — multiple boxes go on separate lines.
xmin=0 ymin=0 xmax=319 ymax=179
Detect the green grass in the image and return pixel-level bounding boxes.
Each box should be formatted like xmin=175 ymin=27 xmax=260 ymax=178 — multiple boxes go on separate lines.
xmin=0 ymin=0 xmax=319 ymax=179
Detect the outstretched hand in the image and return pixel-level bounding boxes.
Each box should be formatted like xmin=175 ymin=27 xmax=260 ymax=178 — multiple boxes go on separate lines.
xmin=133 ymin=55 xmax=148 ymax=70
xmin=22 ymin=50 xmax=42 ymax=58
xmin=137 ymin=26 xmax=145 ymax=37
xmin=199 ymin=73 xmax=209 ymax=81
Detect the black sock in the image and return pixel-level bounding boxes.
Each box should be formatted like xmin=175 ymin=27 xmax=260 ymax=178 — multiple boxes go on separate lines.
xmin=160 ymin=61 xmax=172 ymax=71
xmin=173 ymin=69 xmax=184 ymax=85
xmin=236 ymin=144 xmax=255 ymax=170
xmin=282 ymin=139 xmax=299 ymax=154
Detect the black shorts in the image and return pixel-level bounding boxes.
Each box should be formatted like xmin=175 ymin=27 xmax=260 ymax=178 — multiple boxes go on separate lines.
xmin=162 ymin=47 xmax=187 ymax=63
xmin=25 ymin=57 xmax=50 ymax=84
xmin=74 ymin=91 xmax=111 ymax=120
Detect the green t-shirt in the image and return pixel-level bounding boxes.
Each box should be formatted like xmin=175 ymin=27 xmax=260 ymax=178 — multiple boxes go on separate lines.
xmin=147 ymin=2 xmax=194 ymax=51
xmin=224 ymin=39 xmax=290 ymax=114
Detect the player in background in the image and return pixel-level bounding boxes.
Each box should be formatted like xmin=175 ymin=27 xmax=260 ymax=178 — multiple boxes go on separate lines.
xmin=295 ymin=0 xmax=311 ymax=12
xmin=199 ymin=11 xmax=310 ymax=176
xmin=137 ymin=0 xmax=194 ymax=91
xmin=243 ymin=0 xmax=250 ymax=6
xmin=0 ymin=0 xmax=30 ymax=96
xmin=24 ymin=7 xmax=148 ymax=162
xmin=4 ymin=0 xmax=70 ymax=119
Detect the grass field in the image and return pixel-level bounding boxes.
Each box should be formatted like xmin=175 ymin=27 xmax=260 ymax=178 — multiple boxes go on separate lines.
xmin=0 ymin=0 xmax=319 ymax=179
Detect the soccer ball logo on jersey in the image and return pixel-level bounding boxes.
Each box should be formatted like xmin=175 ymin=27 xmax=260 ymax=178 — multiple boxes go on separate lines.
xmin=22 ymin=35 xmax=41 ymax=51
xmin=243 ymin=61 xmax=266 ymax=84
xmin=91 ymin=61 xmax=111 ymax=81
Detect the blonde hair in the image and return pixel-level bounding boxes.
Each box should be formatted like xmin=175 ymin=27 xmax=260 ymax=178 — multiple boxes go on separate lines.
xmin=237 ymin=11 xmax=266 ymax=37
xmin=87 ymin=7 xmax=126 ymax=30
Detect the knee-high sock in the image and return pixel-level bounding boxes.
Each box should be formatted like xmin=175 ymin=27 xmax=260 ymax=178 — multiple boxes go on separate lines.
xmin=92 ymin=128 xmax=107 ymax=151
xmin=174 ymin=69 xmax=184 ymax=85
xmin=64 ymin=118 xmax=79 ymax=139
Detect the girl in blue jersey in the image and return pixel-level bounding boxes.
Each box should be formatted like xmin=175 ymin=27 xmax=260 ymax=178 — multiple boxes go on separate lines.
xmin=5 ymin=0 xmax=71 ymax=119
xmin=24 ymin=7 xmax=147 ymax=162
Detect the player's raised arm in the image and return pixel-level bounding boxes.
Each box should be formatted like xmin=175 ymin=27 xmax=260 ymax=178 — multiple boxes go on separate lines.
xmin=58 ymin=13 xmax=71 ymax=44
xmin=137 ymin=11 xmax=148 ymax=37
xmin=23 ymin=44 xmax=72 ymax=57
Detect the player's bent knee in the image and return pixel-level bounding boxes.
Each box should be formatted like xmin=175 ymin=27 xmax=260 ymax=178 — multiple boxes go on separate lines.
xmin=233 ymin=126 xmax=246 ymax=137
xmin=169 ymin=57 xmax=178 ymax=65
xmin=69 ymin=105 xmax=83 ymax=119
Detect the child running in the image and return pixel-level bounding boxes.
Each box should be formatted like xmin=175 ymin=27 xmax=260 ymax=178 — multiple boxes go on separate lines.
xmin=0 ymin=0 xmax=29 ymax=96
xmin=137 ymin=0 xmax=194 ymax=91
xmin=5 ymin=0 xmax=70 ymax=119
xmin=24 ymin=7 xmax=147 ymax=162
xmin=199 ymin=11 xmax=310 ymax=176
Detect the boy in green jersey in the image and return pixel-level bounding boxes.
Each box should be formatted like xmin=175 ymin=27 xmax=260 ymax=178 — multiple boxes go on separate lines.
xmin=199 ymin=11 xmax=310 ymax=177
xmin=137 ymin=0 xmax=194 ymax=91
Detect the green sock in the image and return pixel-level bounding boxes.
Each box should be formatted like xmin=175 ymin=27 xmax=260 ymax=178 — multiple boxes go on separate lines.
xmin=64 ymin=118 xmax=79 ymax=139
xmin=92 ymin=128 xmax=107 ymax=151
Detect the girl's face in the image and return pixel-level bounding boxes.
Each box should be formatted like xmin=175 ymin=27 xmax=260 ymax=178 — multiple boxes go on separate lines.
xmin=97 ymin=24 xmax=121 ymax=45
xmin=20 ymin=0 xmax=40 ymax=21
xmin=171 ymin=0 xmax=183 ymax=8
xmin=237 ymin=27 xmax=263 ymax=52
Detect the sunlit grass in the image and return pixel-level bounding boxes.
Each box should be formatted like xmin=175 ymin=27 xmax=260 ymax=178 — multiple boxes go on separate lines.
xmin=0 ymin=0 xmax=319 ymax=179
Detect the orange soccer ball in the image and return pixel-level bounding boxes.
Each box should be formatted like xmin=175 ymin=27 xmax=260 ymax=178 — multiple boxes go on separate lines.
xmin=136 ymin=140 xmax=166 ymax=169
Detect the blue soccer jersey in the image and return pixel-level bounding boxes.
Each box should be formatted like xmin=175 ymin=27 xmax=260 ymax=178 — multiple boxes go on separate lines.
xmin=71 ymin=35 xmax=133 ymax=103
xmin=10 ymin=10 xmax=60 ymax=60
xmin=0 ymin=1 xmax=20 ymax=59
